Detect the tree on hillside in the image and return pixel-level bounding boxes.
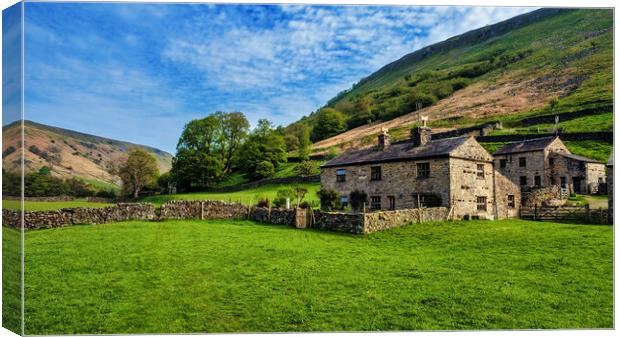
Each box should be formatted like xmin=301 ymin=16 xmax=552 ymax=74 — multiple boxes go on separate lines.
xmin=172 ymin=112 xmax=249 ymax=190
xmin=311 ymin=108 xmax=346 ymax=142
xmin=119 ymin=149 xmax=159 ymax=198
xmin=235 ymin=119 xmax=287 ymax=180
xmin=297 ymin=124 xmax=311 ymax=161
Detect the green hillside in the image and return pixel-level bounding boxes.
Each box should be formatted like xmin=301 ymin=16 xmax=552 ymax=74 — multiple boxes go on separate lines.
xmin=287 ymin=8 xmax=612 ymax=151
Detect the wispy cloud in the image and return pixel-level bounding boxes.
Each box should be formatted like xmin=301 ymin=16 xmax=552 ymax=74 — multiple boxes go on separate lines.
xmin=22 ymin=3 xmax=534 ymax=153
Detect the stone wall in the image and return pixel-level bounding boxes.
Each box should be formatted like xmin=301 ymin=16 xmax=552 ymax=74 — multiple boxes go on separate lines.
xmin=607 ymin=159 xmax=613 ymax=223
xmin=479 ymin=132 xmax=613 ymax=144
xmin=3 ymin=203 xmax=156 ymax=230
xmin=363 ymin=207 xmax=448 ymax=234
xmin=521 ymin=185 xmax=561 ymax=207
xmin=159 ymin=200 xmax=249 ymax=220
xmin=313 ymin=211 xmax=364 ymax=234
xmin=249 ymin=207 xmax=296 ymax=226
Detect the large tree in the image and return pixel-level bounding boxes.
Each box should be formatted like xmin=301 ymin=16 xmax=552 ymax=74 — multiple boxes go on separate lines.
xmin=235 ymin=119 xmax=287 ymax=180
xmin=119 ymin=149 xmax=159 ymax=198
xmin=172 ymin=112 xmax=249 ymax=189
xmin=311 ymin=107 xmax=346 ymax=141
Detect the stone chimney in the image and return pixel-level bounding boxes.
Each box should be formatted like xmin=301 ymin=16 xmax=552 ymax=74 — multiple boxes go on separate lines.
xmin=378 ymin=128 xmax=390 ymax=150
xmin=411 ymin=126 xmax=432 ymax=147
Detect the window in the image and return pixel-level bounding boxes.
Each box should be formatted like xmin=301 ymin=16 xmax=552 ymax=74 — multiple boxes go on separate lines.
xmin=507 ymin=195 xmax=515 ymax=208
xmin=416 ymin=162 xmax=430 ymax=178
xmin=336 ymin=169 xmax=346 ymax=182
xmin=370 ymin=196 xmax=381 ymax=210
xmin=549 ymin=157 xmax=555 ymax=166
xmin=476 ymin=164 xmax=485 ymax=179
xmin=560 ymin=177 xmax=567 ymax=188
xmin=519 ymin=157 xmax=527 ymax=167
xmin=520 ymin=176 xmax=527 ymax=186
xmin=534 ymin=175 xmax=541 ymax=187
xmin=477 ymin=196 xmax=487 ymax=211
xmin=388 ymin=196 xmax=396 ymax=210
xmin=370 ymin=166 xmax=382 ymax=181
xmin=341 ymin=195 xmax=348 ymax=207
xmin=500 ymin=159 xmax=507 ymax=168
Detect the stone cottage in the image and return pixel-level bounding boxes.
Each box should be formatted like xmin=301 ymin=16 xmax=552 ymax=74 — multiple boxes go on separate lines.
xmin=493 ymin=136 xmax=606 ymax=195
xmin=321 ymin=127 xmax=520 ymax=219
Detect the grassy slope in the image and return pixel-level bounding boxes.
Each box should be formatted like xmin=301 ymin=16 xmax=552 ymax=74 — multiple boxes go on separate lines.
xmin=141 ymin=183 xmax=321 ymax=206
xmin=2 ymin=227 xmax=21 ymax=333
xmin=17 ymin=219 xmax=612 ymax=334
xmin=2 ymin=199 xmax=115 ymax=211
xmin=297 ymin=9 xmax=612 ymax=157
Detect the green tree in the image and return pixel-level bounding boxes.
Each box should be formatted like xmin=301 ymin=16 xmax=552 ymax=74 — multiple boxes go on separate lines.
xmin=235 ymin=119 xmax=287 ymax=180
xmin=297 ymin=125 xmax=311 ymax=161
xmin=311 ymin=108 xmax=346 ymax=141
xmin=38 ymin=166 xmax=51 ymax=176
xmin=119 ymin=149 xmax=159 ymax=198
xmin=172 ymin=112 xmax=249 ymax=189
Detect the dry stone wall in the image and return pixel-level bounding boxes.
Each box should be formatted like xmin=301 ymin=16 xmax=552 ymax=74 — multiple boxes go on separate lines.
xmin=3 ymin=203 xmax=155 ymax=230
xmin=363 ymin=207 xmax=448 ymax=233
xmin=3 ymin=198 xmax=447 ymax=234
xmin=313 ymin=211 xmax=365 ymax=234
xmin=159 ymin=200 xmax=249 ymax=220
xmin=521 ymin=185 xmax=561 ymax=207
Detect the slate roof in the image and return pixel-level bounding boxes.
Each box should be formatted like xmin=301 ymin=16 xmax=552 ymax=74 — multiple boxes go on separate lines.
xmin=493 ymin=136 xmax=557 ymax=155
xmin=322 ymin=136 xmax=470 ymax=168
xmin=554 ymin=152 xmax=601 ymax=164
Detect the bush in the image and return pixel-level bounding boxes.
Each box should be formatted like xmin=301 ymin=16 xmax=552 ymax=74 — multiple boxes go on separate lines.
xmin=317 ymin=188 xmax=341 ymax=211
xmin=272 ymin=188 xmax=295 ymax=208
xmin=349 ymin=190 xmax=368 ymax=212
xmin=2 ymin=146 xmax=16 ymax=158
xmin=96 ymin=189 xmax=117 ymax=199
xmin=294 ymin=161 xmax=316 ymax=176
xmin=256 ymin=199 xmax=270 ymax=208
xmin=255 ymin=160 xmax=275 ymax=179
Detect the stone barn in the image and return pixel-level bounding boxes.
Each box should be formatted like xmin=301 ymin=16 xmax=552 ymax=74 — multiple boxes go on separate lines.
xmin=493 ymin=136 xmax=606 ymax=195
xmin=321 ymin=127 xmax=520 ymax=220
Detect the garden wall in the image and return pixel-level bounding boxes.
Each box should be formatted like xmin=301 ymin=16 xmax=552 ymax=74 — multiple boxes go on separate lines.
xmin=2 ymin=203 xmax=155 ymax=230
xmin=159 ymin=200 xmax=249 ymax=220
xmin=363 ymin=207 xmax=449 ymax=234
xmin=2 ymin=200 xmax=447 ymax=234
xmin=249 ymin=207 xmax=296 ymax=226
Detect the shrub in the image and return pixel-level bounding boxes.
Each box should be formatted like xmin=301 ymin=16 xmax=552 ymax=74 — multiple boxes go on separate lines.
xmin=255 ymin=160 xmax=275 ymax=179
xmin=38 ymin=166 xmax=52 ymax=176
xmin=317 ymin=188 xmax=341 ymax=211
xmin=273 ymin=188 xmax=295 ymax=208
xmin=96 ymin=189 xmax=117 ymax=199
xmin=2 ymin=146 xmax=16 ymax=158
xmin=349 ymin=190 xmax=368 ymax=212
xmin=256 ymin=199 xmax=270 ymax=208
xmin=294 ymin=161 xmax=316 ymax=176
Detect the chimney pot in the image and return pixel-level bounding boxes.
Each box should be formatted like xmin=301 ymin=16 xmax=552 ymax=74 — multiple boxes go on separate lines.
xmin=411 ymin=126 xmax=432 ymax=147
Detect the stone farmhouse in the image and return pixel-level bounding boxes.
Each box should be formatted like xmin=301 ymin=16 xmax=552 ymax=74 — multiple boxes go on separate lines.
xmin=321 ymin=127 xmax=520 ymax=220
xmin=493 ymin=137 xmax=606 ymax=195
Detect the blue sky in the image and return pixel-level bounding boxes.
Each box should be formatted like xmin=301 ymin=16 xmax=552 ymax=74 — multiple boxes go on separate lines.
xmin=15 ymin=3 xmax=534 ymax=153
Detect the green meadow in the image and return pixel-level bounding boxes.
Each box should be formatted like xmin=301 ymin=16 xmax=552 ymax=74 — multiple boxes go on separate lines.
xmin=140 ymin=183 xmax=321 ymax=206
xmin=4 ymin=218 xmax=612 ymax=334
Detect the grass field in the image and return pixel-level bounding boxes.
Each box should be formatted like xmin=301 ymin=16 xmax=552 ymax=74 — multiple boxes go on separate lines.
xmin=2 ymin=199 xmax=115 ymax=211
xmin=6 ymin=218 xmax=612 ymax=334
xmin=141 ymin=183 xmax=321 ymax=206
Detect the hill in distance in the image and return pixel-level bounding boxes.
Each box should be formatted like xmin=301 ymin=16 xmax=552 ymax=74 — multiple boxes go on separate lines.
xmin=2 ymin=120 xmax=173 ymax=189
xmin=291 ymin=8 xmax=612 ymax=153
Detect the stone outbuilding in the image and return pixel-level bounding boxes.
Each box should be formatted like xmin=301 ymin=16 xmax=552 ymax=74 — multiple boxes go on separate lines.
xmin=493 ymin=136 xmax=606 ymax=195
xmin=321 ymin=127 xmax=520 ymax=220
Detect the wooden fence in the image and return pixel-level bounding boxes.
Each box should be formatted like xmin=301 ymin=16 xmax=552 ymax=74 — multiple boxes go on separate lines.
xmin=520 ymin=204 xmax=610 ymax=224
